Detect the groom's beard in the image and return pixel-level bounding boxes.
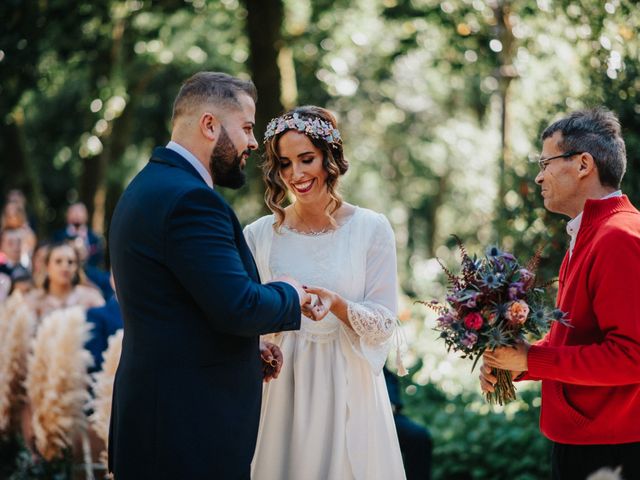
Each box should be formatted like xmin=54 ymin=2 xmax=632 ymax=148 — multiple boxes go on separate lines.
xmin=209 ymin=126 xmax=249 ymax=189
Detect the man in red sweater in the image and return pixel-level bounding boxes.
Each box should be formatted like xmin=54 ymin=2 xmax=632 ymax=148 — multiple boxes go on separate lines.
xmin=481 ymin=108 xmax=640 ymax=480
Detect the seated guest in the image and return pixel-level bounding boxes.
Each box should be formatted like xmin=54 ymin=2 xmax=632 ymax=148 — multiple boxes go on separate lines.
xmin=85 ymin=274 xmax=122 ymax=373
xmin=53 ymin=202 xmax=104 ymax=268
xmin=9 ymin=265 xmax=34 ymax=295
xmin=1 ymin=201 xmax=37 ymax=267
xmin=83 ymin=263 xmax=114 ymax=300
xmin=25 ymin=241 xmax=104 ymax=320
xmin=0 ymin=228 xmax=23 ymax=277
xmin=384 ymin=366 xmax=433 ymax=480
xmin=30 ymin=243 xmax=49 ymax=289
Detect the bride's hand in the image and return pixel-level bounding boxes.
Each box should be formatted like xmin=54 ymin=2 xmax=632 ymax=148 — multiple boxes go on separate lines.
xmin=302 ymin=285 xmax=336 ymax=321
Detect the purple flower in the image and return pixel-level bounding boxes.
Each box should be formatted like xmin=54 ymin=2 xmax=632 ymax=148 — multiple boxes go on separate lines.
xmin=501 ymin=252 xmax=516 ymax=262
xmin=519 ymin=268 xmax=535 ymax=287
xmin=508 ymin=282 xmax=525 ymax=300
xmin=437 ymin=313 xmax=456 ymax=327
xmin=446 ymin=294 xmax=459 ymax=304
xmin=519 ymin=268 xmax=533 ymax=282
xmin=461 ymin=331 xmax=478 ymax=348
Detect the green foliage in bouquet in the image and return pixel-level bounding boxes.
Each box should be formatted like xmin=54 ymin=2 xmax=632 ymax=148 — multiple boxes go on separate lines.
xmin=420 ymin=237 xmax=569 ymax=405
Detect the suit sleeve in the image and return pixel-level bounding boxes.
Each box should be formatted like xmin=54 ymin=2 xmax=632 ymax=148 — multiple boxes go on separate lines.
xmin=165 ymin=188 xmax=300 ymax=337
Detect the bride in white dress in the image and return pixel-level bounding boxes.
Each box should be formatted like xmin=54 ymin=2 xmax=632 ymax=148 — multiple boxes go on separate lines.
xmin=245 ymin=106 xmax=406 ymax=480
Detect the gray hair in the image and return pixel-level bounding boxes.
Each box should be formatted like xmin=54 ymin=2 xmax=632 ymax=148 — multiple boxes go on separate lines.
xmin=541 ymin=107 xmax=626 ymax=189
xmin=172 ymin=72 xmax=257 ymax=123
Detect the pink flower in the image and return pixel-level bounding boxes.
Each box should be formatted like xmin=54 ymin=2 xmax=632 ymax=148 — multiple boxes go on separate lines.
xmin=464 ymin=312 xmax=483 ymax=330
xmin=461 ymin=331 xmax=478 ymax=348
xmin=505 ymin=300 xmax=530 ymax=325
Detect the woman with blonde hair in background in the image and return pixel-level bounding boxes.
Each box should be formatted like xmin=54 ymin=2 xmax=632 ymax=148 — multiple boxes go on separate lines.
xmin=245 ymin=106 xmax=406 ymax=480
xmin=25 ymin=241 xmax=104 ymax=320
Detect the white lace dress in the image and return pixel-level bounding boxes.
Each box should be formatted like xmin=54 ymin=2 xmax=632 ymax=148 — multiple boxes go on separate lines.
xmin=244 ymin=207 xmax=406 ymax=480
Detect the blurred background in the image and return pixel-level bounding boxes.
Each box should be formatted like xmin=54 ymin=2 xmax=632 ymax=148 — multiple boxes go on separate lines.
xmin=2 ymin=0 xmax=639 ymax=478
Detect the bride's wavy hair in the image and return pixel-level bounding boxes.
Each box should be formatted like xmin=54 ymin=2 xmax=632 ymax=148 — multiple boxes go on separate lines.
xmin=262 ymin=106 xmax=349 ymax=229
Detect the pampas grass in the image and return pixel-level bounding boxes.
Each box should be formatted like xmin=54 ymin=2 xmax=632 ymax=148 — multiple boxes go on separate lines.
xmin=89 ymin=328 xmax=123 ymax=466
xmin=25 ymin=306 xmax=93 ymax=461
xmin=0 ymin=291 xmax=36 ymax=433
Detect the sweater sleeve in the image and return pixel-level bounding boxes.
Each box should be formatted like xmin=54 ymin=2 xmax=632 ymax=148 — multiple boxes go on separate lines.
xmin=527 ymin=228 xmax=640 ymax=386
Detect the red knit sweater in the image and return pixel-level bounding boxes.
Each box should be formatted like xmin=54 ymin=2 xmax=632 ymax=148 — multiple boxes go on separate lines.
xmin=524 ymin=195 xmax=640 ymax=445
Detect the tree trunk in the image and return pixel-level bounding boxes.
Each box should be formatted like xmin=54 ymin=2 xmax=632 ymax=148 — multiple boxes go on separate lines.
xmin=493 ymin=0 xmax=517 ymax=225
xmin=241 ymin=0 xmax=286 ymax=208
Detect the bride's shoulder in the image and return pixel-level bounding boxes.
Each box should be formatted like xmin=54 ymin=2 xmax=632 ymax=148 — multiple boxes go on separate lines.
xmin=244 ymin=214 xmax=276 ymax=236
xmin=351 ymin=206 xmax=390 ymax=228
xmin=350 ymin=206 xmax=395 ymax=243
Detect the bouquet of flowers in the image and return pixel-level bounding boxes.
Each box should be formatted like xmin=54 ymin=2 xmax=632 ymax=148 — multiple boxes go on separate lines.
xmin=422 ymin=238 xmax=569 ymax=405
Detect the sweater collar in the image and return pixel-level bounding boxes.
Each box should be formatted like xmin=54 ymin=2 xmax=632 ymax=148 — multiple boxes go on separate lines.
xmin=567 ymin=190 xmax=622 ymax=236
xmin=581 ymin=193 xmax=635 ymax=227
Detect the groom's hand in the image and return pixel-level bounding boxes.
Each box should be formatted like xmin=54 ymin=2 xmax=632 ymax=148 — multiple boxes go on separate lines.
xmin=260 ymin=341 xmax=283 ymax=383
xmin=272 ymin=275 xmax=313 ymax=312
xmin=301 ymin=285 xmax=336 ymax=321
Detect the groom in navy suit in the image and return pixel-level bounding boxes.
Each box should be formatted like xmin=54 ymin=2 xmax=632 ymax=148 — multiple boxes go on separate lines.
xmin=108 ymin=72 xmax=311 ymax=479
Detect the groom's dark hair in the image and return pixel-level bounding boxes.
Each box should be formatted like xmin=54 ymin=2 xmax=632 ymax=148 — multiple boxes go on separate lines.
xmin=172 ymin=72 xmax=257 ymax=123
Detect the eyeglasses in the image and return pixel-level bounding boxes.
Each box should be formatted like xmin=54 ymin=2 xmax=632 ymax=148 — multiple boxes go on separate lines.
xmin=537 ymin=151 xmax=584 ymax=172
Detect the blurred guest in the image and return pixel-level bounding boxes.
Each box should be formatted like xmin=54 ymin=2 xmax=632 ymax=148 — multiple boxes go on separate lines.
xmin=0 ymin=228 xmax=23 ymax=276
xmin=9 ymin=265 xmax=33 ymax=295
xmin=84 ymin=263 xmax=114 ymax=300
xmin=85 ymin=274 xmax=122 ymax=373
xmin=53 ymin=202 xmax=104 ymax=268
xmin=1 ymin=201 xmax=36 ymax=267
xmin=25 ymin=242 xmax=104 ymax=319
xmin=384 ymin=367 xmax=433 ymax=480
xmin=31 ymin=243 xmax=49 ymax=289
xmin=0 ymin=229 xmax=25 ymax=301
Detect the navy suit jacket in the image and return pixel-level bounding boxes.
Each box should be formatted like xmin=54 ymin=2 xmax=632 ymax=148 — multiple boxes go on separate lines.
xmin=85 ymin=296 xmax=123 ymax=374
xmin=108 ymin=147 xmax=301 ymax=479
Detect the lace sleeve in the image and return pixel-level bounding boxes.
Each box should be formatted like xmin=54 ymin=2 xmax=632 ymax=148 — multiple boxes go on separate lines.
xmin=347 ymin=301 xmax=396 ymax=345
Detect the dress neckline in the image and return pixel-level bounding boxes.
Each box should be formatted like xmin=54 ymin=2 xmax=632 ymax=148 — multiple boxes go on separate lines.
xmin=279 ymin=206 xmax=360 ymax=237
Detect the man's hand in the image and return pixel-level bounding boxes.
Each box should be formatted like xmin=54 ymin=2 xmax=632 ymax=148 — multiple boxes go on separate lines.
xmin=260 ymin=341 xmax=283 ymax=383
xmin=479 ymin=361 xmax=524 ymax=393
xmin=301 ymin=285 xmax=336 ymax=322
xmin=479 ymin=361 xmax=498 ymax=393
xmin=272 ymin=275 xmax=313 ymax=313
xmin=482 ymin=342 xmax=529 ymax=379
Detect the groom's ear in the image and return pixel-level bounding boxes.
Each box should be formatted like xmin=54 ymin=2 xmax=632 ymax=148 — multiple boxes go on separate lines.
xmin=199 ymin=111 xmax=221 ymax=142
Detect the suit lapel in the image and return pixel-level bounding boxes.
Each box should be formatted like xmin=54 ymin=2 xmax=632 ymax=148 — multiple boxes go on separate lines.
xmin=225 ymin=203 xmax=261 ymax=283
xmin=151 ymin=146 xmax=261 ymax=282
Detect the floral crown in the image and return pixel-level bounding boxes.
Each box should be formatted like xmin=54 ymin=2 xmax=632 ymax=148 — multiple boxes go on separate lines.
xmin=263 ymin=112 xmax=342 ymax=148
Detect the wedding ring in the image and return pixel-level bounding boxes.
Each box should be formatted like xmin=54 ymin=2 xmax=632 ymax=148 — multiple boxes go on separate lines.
xmin=262 ymin=357 xmax=279 ymax=367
